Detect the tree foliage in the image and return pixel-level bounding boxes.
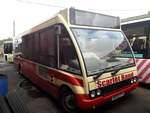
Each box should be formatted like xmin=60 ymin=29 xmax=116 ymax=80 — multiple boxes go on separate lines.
xmin=0 ymin=38 xmax=13 ymax=46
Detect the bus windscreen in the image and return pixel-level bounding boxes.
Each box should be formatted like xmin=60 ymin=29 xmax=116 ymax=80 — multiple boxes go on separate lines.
xmin=72 ymin=28 xmax=135 ymax=75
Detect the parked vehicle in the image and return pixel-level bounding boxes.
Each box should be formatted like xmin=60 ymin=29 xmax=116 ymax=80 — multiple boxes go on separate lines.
xmin=14 ymin=8 xmax=138 ymax=112
xmin=3 ymin=41 xmax=13 ymax=62
xmin=122 ymin=14 xmax=150 ymax=84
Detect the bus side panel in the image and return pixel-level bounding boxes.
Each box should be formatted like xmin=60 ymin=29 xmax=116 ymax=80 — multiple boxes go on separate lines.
xmin=135 ymin=58 xmax=150 ymax=84
xmin=15 ymin=58 xmax=84 ymax=99
xmin=18 ymin=58 xmax=60 ymax=98
xmin=14 ymin=57 xmax=24 ymax=72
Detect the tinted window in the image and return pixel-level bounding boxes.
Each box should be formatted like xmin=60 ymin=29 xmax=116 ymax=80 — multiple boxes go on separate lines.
xmin=59 ymin=26 xmax=81 ymax=74
xmin=39 ymin=28 xmax=56 ymax=67
xmin=129 ymin=36 xmax=149 ymax=59
xmin=22 ymin=26 xmax=57 ymax=67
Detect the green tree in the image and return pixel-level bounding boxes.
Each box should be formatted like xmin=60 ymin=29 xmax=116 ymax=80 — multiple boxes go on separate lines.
xmin=0 ymin=38 xmax=13 ymax=46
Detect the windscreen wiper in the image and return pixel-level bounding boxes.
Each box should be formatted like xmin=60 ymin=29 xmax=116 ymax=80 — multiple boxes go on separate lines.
xmin=93 ymin=68 xmax=109 ymax=80
xmin=112 ymin=63 xmax=135 ymax=76
xmin=93 ymin=63 xmax=134 ymax=80
xmin=93 ymin=66 xmax=118 ymax=80
xmin=111 ymin=69 xmax=120 ymax=76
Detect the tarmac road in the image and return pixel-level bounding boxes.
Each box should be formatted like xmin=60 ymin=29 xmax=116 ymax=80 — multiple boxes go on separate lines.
xmin=0 ymin=59 xmax=150 ymax=113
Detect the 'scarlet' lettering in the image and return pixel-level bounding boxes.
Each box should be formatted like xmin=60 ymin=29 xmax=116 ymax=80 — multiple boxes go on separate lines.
xmin=96 ymin=72 xmax=134 ymax=88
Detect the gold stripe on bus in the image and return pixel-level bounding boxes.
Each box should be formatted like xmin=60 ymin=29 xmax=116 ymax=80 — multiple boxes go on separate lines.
xmin=56 ymin=79 xmax=86 ymax=94
xmin=16 ymin=57 xmax=83 ymax=80
xmin=69 ymin=24 xmax=121 ymax=31
xmin=38 ymin=63 xmax=83 ymax=80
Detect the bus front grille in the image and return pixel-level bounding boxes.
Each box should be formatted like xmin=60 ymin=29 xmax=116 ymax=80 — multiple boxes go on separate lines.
xmin=101 ymin=77 xmax=137 ymax=96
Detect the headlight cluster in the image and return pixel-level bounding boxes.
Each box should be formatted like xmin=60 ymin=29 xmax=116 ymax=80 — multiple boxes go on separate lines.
xmin=131 ymin=77 xmax=138 ymax=83
xmin=90 ymin=89 xmax=102 ymax=98
xmin=89 ymin=77 xmax=138 ymax=99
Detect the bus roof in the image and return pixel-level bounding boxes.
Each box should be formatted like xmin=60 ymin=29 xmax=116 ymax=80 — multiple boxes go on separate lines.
xmin=121 ymin=12 xmax=150 ymax=25
xmin=121 ymin=12 xmax=150 ymax=37
xmin=17 ymin=8 xmax=120 ymax=38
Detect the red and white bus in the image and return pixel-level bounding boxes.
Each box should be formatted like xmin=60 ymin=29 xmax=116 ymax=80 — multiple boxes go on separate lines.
xmin=122 ymin=16 xmax=150 ymax=84
xmin=14 ymin=8 xmax=138 ymax=112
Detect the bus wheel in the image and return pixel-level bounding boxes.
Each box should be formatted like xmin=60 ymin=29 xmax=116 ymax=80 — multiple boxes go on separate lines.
xmin=60 ymin=88 xmax=77 ymax=113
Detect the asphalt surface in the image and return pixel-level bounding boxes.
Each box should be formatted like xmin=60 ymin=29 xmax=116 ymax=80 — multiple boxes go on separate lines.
xmin=0 ymin=58 xmax=150 ymax=113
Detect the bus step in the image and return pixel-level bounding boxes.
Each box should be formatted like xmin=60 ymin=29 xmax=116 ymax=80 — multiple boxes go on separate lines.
xmin=0 ymin=95 xmax=11 ymax=113
xmin=6 ymin=90 xmax=31 ymax=113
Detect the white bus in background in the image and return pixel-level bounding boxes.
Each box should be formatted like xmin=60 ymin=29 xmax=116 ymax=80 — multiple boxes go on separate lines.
xmin=3 ymin=41 xmax=13 ymax=62
xmin=122 ymin=14 xmax=150 ymax=84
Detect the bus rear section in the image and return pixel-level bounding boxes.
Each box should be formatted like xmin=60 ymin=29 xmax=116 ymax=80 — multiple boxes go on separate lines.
xmin=3 ymin=41 xmax=13 ymax=62
xmin=14 ymin=8 xmax=138 ymax=112
xmin=122 ymin=15 xmax=150 ymax=84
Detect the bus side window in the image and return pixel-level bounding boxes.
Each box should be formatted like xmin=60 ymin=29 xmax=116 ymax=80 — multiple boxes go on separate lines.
xmin=22 ymin=27 xmax=57 ymax=68
xmin=132 ymin=37 xmax=148 ymax=59
xmin=39 ymin=28 xmax=57 ymax=67
xmin=132 ymin=39 xmax=145 ymax=50
xmin=59 ymin=26 xmax=81 ymax=75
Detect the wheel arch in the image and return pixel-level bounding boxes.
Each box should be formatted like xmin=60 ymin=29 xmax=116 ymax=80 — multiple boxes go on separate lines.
xmin=59 ymin=84 xmax=73 ymax=94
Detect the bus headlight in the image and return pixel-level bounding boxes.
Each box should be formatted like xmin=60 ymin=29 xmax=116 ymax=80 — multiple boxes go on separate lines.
xmin=134 ymin=78 xmax=137 ymax=82
xmin=96 ymin=89 xmax=101 ymax=96
xmin=90 ymin=91 xmax=96 ymax=98
xmin=131 ymin=80 xmax=134 ymax=83
xmin=131 ymin=77 xmax=138 ymax=83
xmin=90 ymin=89 xmax=102 ymax=98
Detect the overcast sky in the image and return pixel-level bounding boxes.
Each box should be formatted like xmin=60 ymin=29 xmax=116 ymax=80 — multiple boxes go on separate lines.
xmin=0 ymin=0 xmax=150 ymax=39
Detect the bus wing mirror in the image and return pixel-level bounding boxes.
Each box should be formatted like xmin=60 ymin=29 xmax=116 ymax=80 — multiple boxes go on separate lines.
xmin=54 ymin=25 xmax=61 ymax=35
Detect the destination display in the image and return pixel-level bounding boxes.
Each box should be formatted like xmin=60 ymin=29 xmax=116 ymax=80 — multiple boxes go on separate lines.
xmin=70 ymin=8 xmax=120 ymax=29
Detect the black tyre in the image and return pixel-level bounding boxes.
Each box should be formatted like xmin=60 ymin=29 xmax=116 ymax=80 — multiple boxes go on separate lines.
xmin=60 ymin=88 xmax=77 ymax=113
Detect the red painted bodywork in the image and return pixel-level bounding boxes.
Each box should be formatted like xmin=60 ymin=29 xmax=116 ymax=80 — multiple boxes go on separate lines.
xmin=75 ymin=82 xmax=138 ymax=110
xmin=14 ymin=57 xmax=83 ymax=98
xmin=14 ymin=57 xmax=138 ymax=110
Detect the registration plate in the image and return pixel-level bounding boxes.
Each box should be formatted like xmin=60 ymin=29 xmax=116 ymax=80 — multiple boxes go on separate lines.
xmin=112 ymin=93 xmax=125 ymax=101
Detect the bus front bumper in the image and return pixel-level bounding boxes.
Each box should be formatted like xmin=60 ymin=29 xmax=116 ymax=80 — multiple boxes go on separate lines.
xmin=75 ymin=82 xmax=138 ymax=110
